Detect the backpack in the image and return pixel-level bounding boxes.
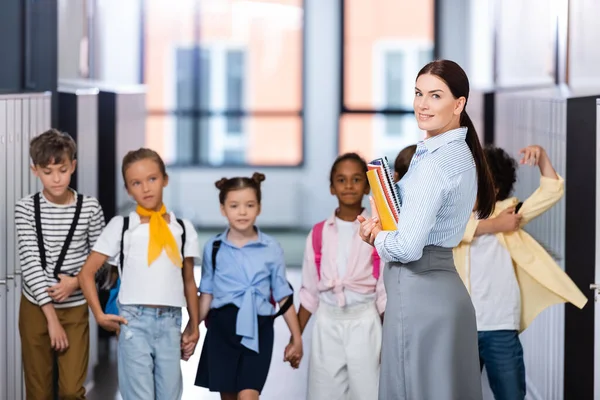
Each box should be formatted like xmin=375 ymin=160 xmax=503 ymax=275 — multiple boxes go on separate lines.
xmin=104 ymin=216 xmax=187 ymax=315
xmin=206 ymin=239 xmax=294 ymax=325
xmin=312 ymin=220 xmax=381 ymax=280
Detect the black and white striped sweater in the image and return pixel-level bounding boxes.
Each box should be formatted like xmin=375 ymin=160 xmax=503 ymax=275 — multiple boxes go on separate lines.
xmin=15 ymin=191 xmax=105 ymax=308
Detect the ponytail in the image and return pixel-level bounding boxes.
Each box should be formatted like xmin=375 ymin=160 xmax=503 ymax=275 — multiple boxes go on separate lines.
xmin=460 ymin=111 xmax=495 ymax=219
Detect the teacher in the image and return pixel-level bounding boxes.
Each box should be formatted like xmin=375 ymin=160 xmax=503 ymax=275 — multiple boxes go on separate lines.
xmin=358 ymin=59 xmax=495 ymax=400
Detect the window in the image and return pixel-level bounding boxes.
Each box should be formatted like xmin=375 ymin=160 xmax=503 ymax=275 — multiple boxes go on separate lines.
xmin=340 ymin=0 xmax=435 ymax=162
xmin=143 ymin=0 xmax=304 ymax=166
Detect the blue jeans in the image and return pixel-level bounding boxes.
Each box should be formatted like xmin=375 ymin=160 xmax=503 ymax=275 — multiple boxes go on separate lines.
xmin=117 ymin=304 xmax=183 ymax=400
xmin=478 ymin=330 xmax=526 ymax=400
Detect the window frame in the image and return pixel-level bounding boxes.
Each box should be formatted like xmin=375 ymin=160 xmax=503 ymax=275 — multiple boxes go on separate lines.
xmin=139 ymin=0 xmax=306 ymax=169
xmin=338 ymin=0 xmax=440 ymax=155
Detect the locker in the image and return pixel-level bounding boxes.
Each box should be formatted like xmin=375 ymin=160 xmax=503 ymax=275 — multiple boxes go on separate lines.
xmin=6 ymin=99 xmax=16 ymax=399
xmin=0 ymin=99 xmax=7 ymax=400
xmin=0 ymin=99 xmax=7 ymax=279
xmin=14 ymin=98 xmax=24 ymax=400
xmin=7 ymin=99 xmax=16 ymax=277
xmin=0 ymin=285 xmax=7 ymax=400
xmin=6 ymin=274 xmax=16 ymax=399
xmin=38 ymin=96 xmax=49 ymax=193
xmin=29 ymin=97 xmax=38 ymax=194
xmin=21 ymin=98 xmax=30 ymax=197
xmin=14 ymin=274 xmax=23 ymax=400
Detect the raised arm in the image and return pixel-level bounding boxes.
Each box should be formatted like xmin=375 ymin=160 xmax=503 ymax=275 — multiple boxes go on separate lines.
xmin=518 ymin=145 xmax=564 ymax=225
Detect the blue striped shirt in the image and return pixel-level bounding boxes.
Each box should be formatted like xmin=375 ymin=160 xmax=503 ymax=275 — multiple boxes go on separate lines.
xmin=199 ymin=229 xmax=292 ymax=353
xmin=374 ymin=127 xmax=477 ymax=263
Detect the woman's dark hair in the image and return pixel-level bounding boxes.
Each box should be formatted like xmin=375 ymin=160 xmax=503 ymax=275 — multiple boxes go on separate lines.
xmin=484 ymin=145 xmax=517 ymax=201
xmin=329 ymin=152 xmax=368 ymax=186
xmin=215 ymin=172 xmax=266 ymax=204
xmin=394 ymin=144 xmax=417 ymax=181
xmin=417 ymin=60 xmax=495 ymax=218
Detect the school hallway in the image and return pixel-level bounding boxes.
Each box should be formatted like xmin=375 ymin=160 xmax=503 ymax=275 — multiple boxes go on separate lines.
xmin=87 ymin=231 xmax=312 ymax=400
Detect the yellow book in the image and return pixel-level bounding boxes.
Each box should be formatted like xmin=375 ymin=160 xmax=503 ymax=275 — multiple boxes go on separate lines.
xmin=366 ymin=157 xmax=401 ymax=231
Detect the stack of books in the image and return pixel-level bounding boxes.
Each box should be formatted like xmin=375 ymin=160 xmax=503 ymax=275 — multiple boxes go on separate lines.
xmin=366 ymin=157 xmax=401 ymax=230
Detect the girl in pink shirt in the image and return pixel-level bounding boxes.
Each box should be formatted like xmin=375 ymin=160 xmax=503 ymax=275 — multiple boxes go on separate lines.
xmin=296 ymin=153 xmax=386 ymax=399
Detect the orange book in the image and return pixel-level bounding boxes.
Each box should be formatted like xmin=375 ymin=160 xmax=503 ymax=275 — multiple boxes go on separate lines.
xmin=366 ymin=157 xmax=400 ymax=231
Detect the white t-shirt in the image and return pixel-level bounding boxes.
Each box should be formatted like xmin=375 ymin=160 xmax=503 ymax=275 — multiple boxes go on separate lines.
xmin=470 ymin=234 xmax=521 ymax=331
xmin=93 ymin=212 xmax=200 ymax=307
xmin=319 ymin=217 xmax=376 ymax=307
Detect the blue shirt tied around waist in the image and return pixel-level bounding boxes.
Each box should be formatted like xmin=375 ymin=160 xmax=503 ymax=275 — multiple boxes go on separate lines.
xmin=375 ymin=127 xmax=477 ymax=264
xmin=199 ymin=229 xmax=293 ymax=353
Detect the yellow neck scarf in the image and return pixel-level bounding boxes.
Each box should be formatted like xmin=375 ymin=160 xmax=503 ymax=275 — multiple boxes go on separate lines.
xmin=136 ymin=204 xmax=182 ymax=268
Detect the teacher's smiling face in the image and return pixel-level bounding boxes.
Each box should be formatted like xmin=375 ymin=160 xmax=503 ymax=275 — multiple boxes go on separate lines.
xmin=413 ymin=73 xmax=465 ymax=138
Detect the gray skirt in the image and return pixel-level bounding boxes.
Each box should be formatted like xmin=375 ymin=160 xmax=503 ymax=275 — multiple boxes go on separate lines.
xmin=379 ymin=246 xmax=483 ymax=400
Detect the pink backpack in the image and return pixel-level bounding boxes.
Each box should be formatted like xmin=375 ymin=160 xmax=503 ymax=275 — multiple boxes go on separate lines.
xmin=311 ymin=220 xmax=381 ymax=280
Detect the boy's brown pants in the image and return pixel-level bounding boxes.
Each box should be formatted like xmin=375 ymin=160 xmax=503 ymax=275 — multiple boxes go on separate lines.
xmin=19 ymin=295 xmax=89 ymax=400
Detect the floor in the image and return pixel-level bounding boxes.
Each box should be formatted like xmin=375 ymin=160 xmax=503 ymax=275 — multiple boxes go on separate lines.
xmin=87 ymin=266 xmax=312 ymax=400
xmin=85 ymin=228 xmax=498 ymax=399
xmin=87 ymin=230 xmax=313 ymax=400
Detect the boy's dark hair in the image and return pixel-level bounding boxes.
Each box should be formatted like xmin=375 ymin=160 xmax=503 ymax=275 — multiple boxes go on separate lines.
xmin=29 ymin=129 xmax=77 ymax=167
xmin=121 ymin=148 xmax=167 ymax=187
xmin=215 ymin=172 xmax=266 ymax=205
xmin=394 ymin=145 xmax=417 ymax=181
xmin=329 ymin=153 xmax=368 ymax=186
xmin=484 ymin=145 xmax=517 ymax=201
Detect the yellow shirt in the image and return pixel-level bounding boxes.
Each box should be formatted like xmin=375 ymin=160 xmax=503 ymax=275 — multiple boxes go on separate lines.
xmin=453 ymin=175 xmax=587 ymax=332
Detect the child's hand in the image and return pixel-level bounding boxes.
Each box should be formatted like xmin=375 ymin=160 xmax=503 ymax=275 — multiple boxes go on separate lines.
xmin=519 ymin=145 xmax=545 ymax=166
xmin=47 ymin=274 xmax=78 ymax=303
xmin=494 ymin=207 xmax=523 ymax=232
xmin=284 ymin=336 xmax=303 ymax=369
xmin=47 ymin=319 xmax=69 ymax=352
xmin=97 ymin=312 xmax=128 ymax=335
xmin=181 ymin=322 xmax=200 ymax=361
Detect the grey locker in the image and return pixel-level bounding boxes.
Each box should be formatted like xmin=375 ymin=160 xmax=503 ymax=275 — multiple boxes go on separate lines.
xmin=6 ymin=99 xmax=16 ymax=399
xmin=29 ymin=97 xmax=38 ymax=194
xmin=0 ymin=100 xmax=6 ymax=282
xmin=21 ymin=98 xmax=30 ymax=197
xmin=14 ymin=274 xmax=23 ymax=400
xmin=1 ymin=98 xmax=7 ymax=400
xmin=14 ymin=99 xmax=24 ymax=400
xmin=6 ymin=276 xmax=16 ymax=399
xmin=7 ymin=99 xmax=16 ymax=278
xmin=0 ymin=285 xmax=7 ymax=400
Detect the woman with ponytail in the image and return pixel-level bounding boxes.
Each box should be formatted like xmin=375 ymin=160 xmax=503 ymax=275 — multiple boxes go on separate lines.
xmin=358 ymin=60 xmax=493 ymax=400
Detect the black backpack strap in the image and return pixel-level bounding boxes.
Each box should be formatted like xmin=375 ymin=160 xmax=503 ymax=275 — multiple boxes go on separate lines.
xmin=53 ymin=194 xmax=84 ymax=279
xmin=119 ymin=217 xmax=130 ymax=273
xmin=33 ymin=193 xmax=47 ymax=270
xmin=273 ymin=282 xmax=295 ymax=319
xmin=176 ymin=218 xmax=186 ymax=258
xmin=211 ymin=240 xmax=222 ymax=272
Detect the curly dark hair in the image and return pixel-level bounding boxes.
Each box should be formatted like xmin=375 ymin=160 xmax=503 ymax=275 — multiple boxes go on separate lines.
xmin=484 ymin=145 xmax=517 ymax=201
xmin=329 ymin=153 xmax=368 ymax=187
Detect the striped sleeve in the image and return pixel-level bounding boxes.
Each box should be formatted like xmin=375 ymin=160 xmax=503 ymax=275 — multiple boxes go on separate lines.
xmin=374 ymin=163 xmax=447 ymax=263
xmin=15 ymin=199 xmax=52 ymax=306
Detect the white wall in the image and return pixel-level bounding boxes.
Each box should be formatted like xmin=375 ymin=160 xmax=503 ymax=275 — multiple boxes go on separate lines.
xmin=58 ymin=0 xmax=87 ymax=80
xmin=568 ymin=0 xmax=600 ymax=87
xmin=495 ymin=0 xmax=557 ymax=87
xmin=92 ymin=0 xmax=142 ymax=84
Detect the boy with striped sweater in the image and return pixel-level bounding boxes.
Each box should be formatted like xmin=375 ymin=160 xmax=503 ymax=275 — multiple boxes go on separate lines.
xmin=16 ymin=129 xmax=105 ymax=399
